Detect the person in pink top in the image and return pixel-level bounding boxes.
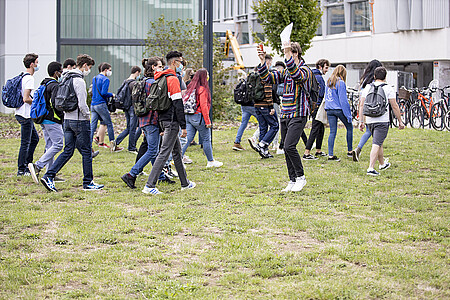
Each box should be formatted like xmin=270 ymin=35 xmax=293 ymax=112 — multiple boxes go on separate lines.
xmin=181 ymin=69 xmax=223 ymax=168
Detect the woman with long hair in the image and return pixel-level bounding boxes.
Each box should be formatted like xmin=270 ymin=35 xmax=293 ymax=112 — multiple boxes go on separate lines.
xmin=352 ymin=59 xmax=383 ymax=161
xmin=183 ymin=68 xmax=195 ymax=86
xmin=324 ymin=65 xmax=353 ymax=161
xmin=181 ymin=69 xmax=223 ymax=168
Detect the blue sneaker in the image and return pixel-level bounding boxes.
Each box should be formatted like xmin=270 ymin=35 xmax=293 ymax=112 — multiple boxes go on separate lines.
xmin=181 ymin=181 xmax=196 ymax=191
xmin=40 ymin=177 xmax=57 ymax=192
xmin=83 ymin=181 xmax=104 ymax=191
xmin=142 ymin=186 xmax=163 ymax=195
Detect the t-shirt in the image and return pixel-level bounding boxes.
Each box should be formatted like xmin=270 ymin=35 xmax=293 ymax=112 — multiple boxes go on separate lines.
xmin=361 ymin=81 xmax=396 ymax=124
xmin=15 ymin=74 xmax=34 ymax=118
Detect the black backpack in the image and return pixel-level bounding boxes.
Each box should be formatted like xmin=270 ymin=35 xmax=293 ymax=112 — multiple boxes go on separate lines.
xmin=147 ymin=74 xmax=174 ymax=112
xmin=299 ymin=66 xmax=320 ymax=113
xmin=115 ymin=79 xmax=134 ymax=110
xmin=363 ymin=83 xmax=388 ymax=117
xmin=132 ymin=77 xmax=149 ymax=117
xmin=233 ymin=79 xmax=252 ymax=105
xmin=54 ymin=73 xmax=83 ymax=112
xmin=246 ymin=72 xmax=265 ymax=102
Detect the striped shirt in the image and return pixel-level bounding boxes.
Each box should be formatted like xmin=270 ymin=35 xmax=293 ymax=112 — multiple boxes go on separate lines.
xmin=258 ymin=57 xmax=312 ymax=118
xmin=254 ymin=82 xmax=274 ymax=108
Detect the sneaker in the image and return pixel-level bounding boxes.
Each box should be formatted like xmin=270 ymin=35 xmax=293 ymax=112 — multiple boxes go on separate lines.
xmin=206 ymin=160 xmax=223 ymax=168
xmin=291 ymin=176 xmax=307 ymax=192
xmin=94 ymin=136 xmax=99 ymax=145
xmin=367 ymin=169 xmax=380 ymax=176
xmin=142 ymin=185 xmax=162 ymax=195
xmin=17 ymin=171 xmax=31 ymax=177
xmin=121 ymin=173 xmax=136 ymax=189
xmin=352 ymin=147 xmax=361 ymax=162
xmin=28 ymin=163 xmax=40 ymax=184
xmin=111 ymin=141 xmax=124 ymax=152
xmin=92 ymin=150 xmax=100 ymax=158
xmin=54 ymin=176 xmax=65 ymax=182
xmin=379 ymin=162 xmax=391 ymax=171
xmin=162 ymin=166 xmax=173 ymax=179
xmin=127 ymin=149 xmax=138 ymax=155
xmin=276 ymin=148 xmax=285 ymax=155
xmin=314 ymin=151 xmax=327 ymax=157
xmin=98 ymin=143 xmax=110 ymax=149
xmin=190 ymin=140 xmax=198 ymax=146
xmin=83 ymin=181 xmax=104 ymax=190
xmin=40 ymin=177 xmax=57 ymax=192
xmin=181 ymin=181 xmax=196 ymax=191
xmin=158 ymin=177 xmax=176 ymax=184
xmin=182 ymin=155 xmax=193 ymax=164
xmin=232 ymin=143 xmax=245 ymax=151
xmin=138 ymin=171 xmax=149 ymax=176
xmin=168 ymin=163 xmax=179 ymax=177
xmin=328 ymin=156 xmax=341 ymax=162
xmin=347 ymin=152 xmax=353 ymax=158
xmin=282 ymin=181 xmax=295 ymax=192
xmin=248 ymin=138 xmax=259 ymax=152
xmin=303 ymin=154 xmax=318 ymax=160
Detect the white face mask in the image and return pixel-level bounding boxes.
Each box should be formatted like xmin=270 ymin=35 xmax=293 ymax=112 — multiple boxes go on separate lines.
xmin=82 ymin=68 xmax=91 ymax=76
xmin=106 ymin=70 xmax=112 ymax=77
xmin=34 ymin=64 xmax=40 ymax=72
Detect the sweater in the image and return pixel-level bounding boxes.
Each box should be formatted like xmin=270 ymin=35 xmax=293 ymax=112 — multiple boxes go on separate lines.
xmin=324 ymin=79 xmax=352 ymax=123
xmin=91 ymin=74 xmax=113 ymax=106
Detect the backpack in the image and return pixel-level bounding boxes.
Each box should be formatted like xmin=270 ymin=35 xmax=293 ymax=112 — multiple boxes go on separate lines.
xmin=182 ymin=89 xmax=197 ymax=114
xmin=1 ymin=73 xmax=29 ymax=108
xmin=363 ymin=83 xmax=388 ymax=117
xmin=115 ymin=79 xmax=133 ymax=110
xmin=246 ymin=72 xmax=265 ymax=102
xmin=233 ymin=79 xmax=251 ymax=105
xmin=30 ymin=80 xmax=56 ymax=124
xmin=132 ymin=77 xmax=151 ymax=117
xmin=147 ymin=74 xmax=174 ymax=112
xmin=276 ymin=83 xmax=284 ymax=96
xmin=298 ymin=66 xmax=320 ymax=113
xmin=54 ymin=73 xmax=83 ymax=112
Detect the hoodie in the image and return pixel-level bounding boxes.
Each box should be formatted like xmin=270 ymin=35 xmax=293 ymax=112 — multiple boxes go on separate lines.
xmin=154 ymin=68 xmax=186 ymax=129
xmin=312 ymin=68 xmax=326 ymax=105
xmin=40 ymin=78 xmax=64 ymax=124
xmin=64 ymin=69 xmax=90 ymax=121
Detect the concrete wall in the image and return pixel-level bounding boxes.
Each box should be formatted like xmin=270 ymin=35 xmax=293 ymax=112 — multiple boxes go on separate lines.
xmin=0 ymin=0 xmax=57 ymax=113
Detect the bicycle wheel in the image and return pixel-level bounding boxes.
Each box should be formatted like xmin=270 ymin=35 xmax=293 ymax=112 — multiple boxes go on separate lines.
xmin=409 ymin=104 xmax=426 ymax=128
xmin=430 ymin=102 xmax=445 ymax=131
xmin=444 ymin=110 xmax=450 ymax=131
xmin=392 ymin=100 xmax=408 ymax=127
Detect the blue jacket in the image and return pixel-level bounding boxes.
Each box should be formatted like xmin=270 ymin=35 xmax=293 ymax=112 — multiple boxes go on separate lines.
xmin=312 ymin=69 xmax=325 ymax=105
xmin=91 ymin=74 xmax=113 ymax=106
xmin=324 ymin=79 xmax=352 ymax=123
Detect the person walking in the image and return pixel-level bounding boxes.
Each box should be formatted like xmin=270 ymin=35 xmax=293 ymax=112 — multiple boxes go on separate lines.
xmin=324 ymin=65 xmax=353 ymax=161
xmin=181 ymin=69 xmax=223 ymax=168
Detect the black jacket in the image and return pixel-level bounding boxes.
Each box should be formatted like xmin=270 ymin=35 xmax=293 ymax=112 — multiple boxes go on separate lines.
xmin=41 ymin=78 xmax=64 ymax=124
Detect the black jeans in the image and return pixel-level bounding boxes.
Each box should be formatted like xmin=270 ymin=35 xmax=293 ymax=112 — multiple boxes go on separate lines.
xmin=15 ymin=115 xmax=39 ymax=173
xmin=280 ymin=117 xmax=308 ymax=181
xmin=305 ymin=119 xmax=325 ymax=151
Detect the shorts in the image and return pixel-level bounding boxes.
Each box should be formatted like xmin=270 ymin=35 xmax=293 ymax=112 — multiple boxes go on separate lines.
xmin=367 ymin=122 xmax=389 ymax=146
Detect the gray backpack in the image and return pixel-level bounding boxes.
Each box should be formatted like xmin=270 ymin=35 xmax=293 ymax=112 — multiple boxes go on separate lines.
xmin=363 ymin=83 xmax=387 ymax=117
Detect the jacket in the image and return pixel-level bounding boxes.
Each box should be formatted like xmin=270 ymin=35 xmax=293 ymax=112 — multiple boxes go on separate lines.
xmin=312 ymin=68 xmax=326 ymax=105
xmin=64 ymin=69 xmax=90 ymax=121
xmin=195 ymin=86 xmax=211 ymax=125
xmin=91 ymin=74 xmax=113 ymax=106
xmin=40 ymin=77 xmax=63 ymax=124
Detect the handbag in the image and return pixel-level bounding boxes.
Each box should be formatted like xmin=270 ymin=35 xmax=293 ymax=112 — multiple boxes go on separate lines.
xmin=315 ymin=101 xmax=328 ymax=125
xmin=95 ymin=78 xmax=116 ymax=112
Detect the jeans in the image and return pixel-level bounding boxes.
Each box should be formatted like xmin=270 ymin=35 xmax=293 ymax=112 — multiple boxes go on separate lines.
xmin=44 ymin=120 xmax=93 ymax=187
xmin=146 ymin=121 xmax=188 ymax=188
xmin=235 ymin=105 xmax=257 ymax=144
xmin=129 ymin=125 xmax=164 ymax=180
xmin=15 ymin=115 xmax=39 ymax=173
xmin=326 ymin=109 xmax=353 ymax=156
xmin=358 ymin=125 xmax=372 ymax=149
xmin=90 ymin=102 xmax=115 ymax=143
xmin=280 ymin=117 xmax=308 ymax=181
xmin=36 ymin=123 xmax=64 ymax=171
xmin=305 ymin=119 xmax=325 ymax=151
xmin=255 ymin=106 xmax=279 ymax=146
xmin=116 ymin=106 xmax=138 ymax=151
xmin=182 ymin=114 xmax=213 ymax=161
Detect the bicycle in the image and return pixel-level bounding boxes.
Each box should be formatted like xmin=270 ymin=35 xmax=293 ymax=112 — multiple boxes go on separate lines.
xmin=430 ymin=86 xmax=450 ymax=131
xmin=391 ymin=87 xmax=411 ymax=127
xmin=347 ymin=87 xmax=359 ymax=121
xmin=408 ymin=87 xmax=436 ymax=129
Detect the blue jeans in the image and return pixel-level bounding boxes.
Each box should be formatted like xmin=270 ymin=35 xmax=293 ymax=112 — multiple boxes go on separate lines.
xmin=116 ymin=106 xmax=138 ymax=151
xmin=235 ymin=105 xmax=257 ymax=144
xmin=182 ymin=114 xmax=213 ymax=161
xmin=129 ymin=124 xmax=164 ymax=180
xmin=326 ymin=109 xmax=353 ymax=156
xmin=15 ymin=115 xmax=39 ymax=173
xmin=44 ymin=120 xmax=93 ymax=187
xmin=90 ymin=103 xmax=115 ymax=143
xmin=358 ymin=125 xmax=372 ymax=149
xmin=255 ymin=106 xmax=279 ymax=145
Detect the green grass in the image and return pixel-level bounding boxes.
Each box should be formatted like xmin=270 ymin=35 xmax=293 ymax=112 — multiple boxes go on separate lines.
xmin=0 ymin=114 xmax=449 ymax=299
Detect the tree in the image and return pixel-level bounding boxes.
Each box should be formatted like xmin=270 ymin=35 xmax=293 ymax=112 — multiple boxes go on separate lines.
xmin=144 ymin=15 xmax=233 ymax=120
xmin=253 ymin=0 xmax=322 ymax=55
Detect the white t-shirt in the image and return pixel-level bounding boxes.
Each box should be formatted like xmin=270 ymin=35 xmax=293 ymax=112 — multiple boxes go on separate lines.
xmin=15 ymin=73 xmax=34 ymax=118
xmin=361 ymin=81 xmax=396 ymax=124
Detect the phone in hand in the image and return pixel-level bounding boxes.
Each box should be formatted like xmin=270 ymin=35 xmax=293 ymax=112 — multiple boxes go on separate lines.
xmin=258 ymin=44 xmax=264 ymax=52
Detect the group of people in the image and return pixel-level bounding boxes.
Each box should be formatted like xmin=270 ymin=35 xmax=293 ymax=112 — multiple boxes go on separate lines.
xmin=11 ymin=41 xmax=404 ymax=194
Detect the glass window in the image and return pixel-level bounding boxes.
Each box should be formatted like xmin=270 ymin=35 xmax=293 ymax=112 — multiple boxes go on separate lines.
xmin=325 ymin=0 xmax=343 ymax=3
xmin=327 ymin=5 xmax=345 ymax=34
xmin=238 ymin=0 xmax=247 ymax=15
xmin=351 ymin=1 xmax=371 ymax=31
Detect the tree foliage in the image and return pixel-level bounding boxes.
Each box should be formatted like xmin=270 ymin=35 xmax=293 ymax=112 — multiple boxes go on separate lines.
xmin=253 ymin=0 xmax=322 ymax=55
xmin=144 ymin=15 xmax=234 ymax=120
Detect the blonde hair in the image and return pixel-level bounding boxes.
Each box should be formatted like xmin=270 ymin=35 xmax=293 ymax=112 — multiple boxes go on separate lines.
xmin=327 ymin=65 xmax=347 ymax=89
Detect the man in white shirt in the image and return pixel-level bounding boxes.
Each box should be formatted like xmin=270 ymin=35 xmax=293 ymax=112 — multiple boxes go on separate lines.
xmin=15 ymin=53 xmax=39 ymax=176
xmin=359 ymin=67 xmax=405 ymax=176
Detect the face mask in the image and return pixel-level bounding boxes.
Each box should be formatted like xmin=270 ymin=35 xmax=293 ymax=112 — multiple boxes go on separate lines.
xmin=176 ymin=63 xmax=183 ymax=73
xmin=106 ymin=70 xmax=112 ymax=77
xmin=34 ymin=64 xmax=40 ymax=72
xmin=207 ymin=75 xmax=210 ymax=81
xmin=82 ymin=68 xmax=91 ymax=76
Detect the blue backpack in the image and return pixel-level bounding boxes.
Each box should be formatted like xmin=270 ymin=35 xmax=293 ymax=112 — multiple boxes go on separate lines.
xmin=1 ymin=73 xmax=29 ymax=108
xmin=30 ymin=80 xmax=56 ymax=124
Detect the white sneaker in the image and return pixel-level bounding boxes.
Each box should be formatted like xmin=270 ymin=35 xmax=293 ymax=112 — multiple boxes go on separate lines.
xmin=182 ymin=155 xmax=193 ymax=164
xmin=276 ymin=148 xmax=285 ymax=155
xmin=181 ymin=181 xmax=196 ymax=191
xmin=206 ymin=160 xmax=223 ymax=168
xmin=282 ymin=181 xmax=295 ymax=192
xmin=142 ymin=186 xmax=163 ymax=195
xmin=291 ymin=176 xmax=307 ymax=192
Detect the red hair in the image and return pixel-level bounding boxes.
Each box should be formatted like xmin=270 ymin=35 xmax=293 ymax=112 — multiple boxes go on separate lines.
xmin=185 ymin=68 xmax=210 ymax=104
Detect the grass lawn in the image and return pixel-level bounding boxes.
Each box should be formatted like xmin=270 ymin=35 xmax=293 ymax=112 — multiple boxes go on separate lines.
xmin=0 ymin=113 xmax=449 ymax=299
